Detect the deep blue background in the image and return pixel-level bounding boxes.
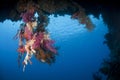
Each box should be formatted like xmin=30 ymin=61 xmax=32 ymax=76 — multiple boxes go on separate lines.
xmin=0 ymin=15 xmax=109 ymax=80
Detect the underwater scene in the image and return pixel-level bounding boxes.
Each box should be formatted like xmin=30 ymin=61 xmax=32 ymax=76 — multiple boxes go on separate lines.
xmin=0 ymin=0 xmax=120 ymax=80
xmin=0 ymin=14 xmax=109 ymax=80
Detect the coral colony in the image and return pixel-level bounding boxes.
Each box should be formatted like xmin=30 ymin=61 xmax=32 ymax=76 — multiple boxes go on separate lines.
xmin=1 ymin=0 xmax=120 ymax=79
xmin=13 ymin=1 xmax=94 ymax=71
xmin=15 ymin=6 xmax=57 ymax=72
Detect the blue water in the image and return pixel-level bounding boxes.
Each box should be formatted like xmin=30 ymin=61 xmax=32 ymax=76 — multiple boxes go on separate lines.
xmin=0 ymin=15 xmax=109 ymax=80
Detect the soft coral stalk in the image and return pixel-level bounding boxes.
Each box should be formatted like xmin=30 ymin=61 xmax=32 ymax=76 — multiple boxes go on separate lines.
xmin=24 ymin=26 xmax=33 ymax=40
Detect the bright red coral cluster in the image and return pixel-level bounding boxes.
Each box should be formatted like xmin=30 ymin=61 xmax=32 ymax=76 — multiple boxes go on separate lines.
xmin=16 ymin=9 xmax=57 ymax=71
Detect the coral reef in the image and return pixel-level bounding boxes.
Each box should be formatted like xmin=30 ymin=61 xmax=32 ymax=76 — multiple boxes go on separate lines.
xmin=0 ymin=0 xmax=120 ymax=79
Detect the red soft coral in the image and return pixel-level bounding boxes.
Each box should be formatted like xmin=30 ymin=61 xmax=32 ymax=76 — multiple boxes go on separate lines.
xmin=24 ymin=26 xmax=33 ymax=40
xmin=18 ymin=45 xmax=26 ymax=54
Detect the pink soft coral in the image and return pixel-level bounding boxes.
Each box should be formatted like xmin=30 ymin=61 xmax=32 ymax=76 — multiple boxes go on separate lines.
xmin=32 ymin=32 xmax=44 ymax=49
xmin=43 ymin=39 xmax=57 ymax=53
xmin=21 ymin=11 xmax=34 ymax=23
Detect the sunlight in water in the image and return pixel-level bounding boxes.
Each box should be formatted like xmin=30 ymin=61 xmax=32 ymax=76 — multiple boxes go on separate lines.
xmin=0 ymin=14 xmax=109 ymax=80
xmin=47 ymin=14 xmax=106 ymax=42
